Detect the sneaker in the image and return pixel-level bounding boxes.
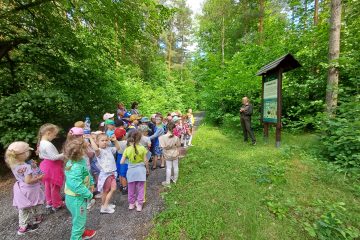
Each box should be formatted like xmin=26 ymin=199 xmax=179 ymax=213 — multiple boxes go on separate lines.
xmin=87 ymin=199 xmax=96 ymax=210
xmin=162 ymin=181 xmax=171 ymax=187
xmin=135 ymin=201 xmax=142 ymax=212
xmin=94 ymin=193 xmax=102 ymax=199
xmin=170 ymin=176 xmax=177 ymax=184
xmin=17 ymin=224 xmax=39 ymax=235
xmin=108 ymin=204 xmax=116 ymax=209
xmin=45 ymin=204 xmax=52 ymax=209
xmin=82 ymin=229 xmax=96 ymax=239
xmin=33 ymin=215 xmax=43 ymax=224
xmin=128 ymin=203 xmax=135 ymax=210
xmin=252 ymin=142 xmax=256 ymax=146
xmin=52 ymin=202 xmax=66 ymax=212
xmin=100 ymin=206 xmax=115 ymax=214
xmin=121 ymin=187 xmax=128 ymax=195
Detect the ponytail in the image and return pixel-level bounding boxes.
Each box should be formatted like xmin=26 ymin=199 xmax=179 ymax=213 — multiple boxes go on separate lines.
xmin=5 ymin=150 xmax=18 ymax=169
xmin=167 ymin=122 xmax=176 ymax=138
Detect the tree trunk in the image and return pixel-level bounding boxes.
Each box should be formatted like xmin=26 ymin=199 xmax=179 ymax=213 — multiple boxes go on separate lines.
xmin=258 ymin=0 xmax=264 ymax=44
xmin=221 ymin=15 xmax=225 ymax=67
xmin=326 ymin=0 xmax=342 ymax=116
xmin=314 ymin=0 xmax=319 ymax=25
xmin=114 ymin=16 xmax=119 ymax=67
xmin=167 ymin=32 xmax=172 ymax=72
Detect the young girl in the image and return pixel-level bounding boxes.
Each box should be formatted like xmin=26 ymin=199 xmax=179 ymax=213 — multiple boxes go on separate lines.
xmin=149 ymin=115 xmax=165 ymax=169
xmin=121 ymin=130 xmax=148 ymax=212
xmin=159 ymin=122 xmax=181 ymax=187
xmin=6 ymin=141 xmax=45 ymax=235
xmin=38 ymin=123 xmax=65 ymax=211
xmin=66 ymin=127 xmax=96 ymax=210
xmin=89 ymin=133 xmax=120 ymax=214
xmin=64 ymin=138 xmax=96 ymax=240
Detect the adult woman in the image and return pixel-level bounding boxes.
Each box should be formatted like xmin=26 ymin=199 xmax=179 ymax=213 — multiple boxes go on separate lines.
xmin=116 ymin=103 xmax=127 ymax=120
xmin=130 ymin=102 xmax=140 ymax=115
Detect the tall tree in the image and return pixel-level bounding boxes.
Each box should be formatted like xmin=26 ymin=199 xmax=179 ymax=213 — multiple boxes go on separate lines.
xmin=258 ymin=0 xmax=265 ymax=44
xmin=314 ymin=0 xmax=319 ymax=25
xmin=326 ymin=0 xmax=342 ymax=116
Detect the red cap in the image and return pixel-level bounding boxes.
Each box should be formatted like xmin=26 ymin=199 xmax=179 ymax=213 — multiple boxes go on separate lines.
xmin=114 ymin=128 xmax=126 ymax=140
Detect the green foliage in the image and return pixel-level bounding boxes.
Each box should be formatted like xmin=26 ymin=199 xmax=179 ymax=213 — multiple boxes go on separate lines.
xmin=0 ymin=1 xmax=196 ymax=151
xmin=149 ymin=124 xmax=360 ymax=240
xmin=317 ymin=96 xmax=360 ymax=169
xmin=304 ymin=200 xmax=360 ymax=240
xmin=0 ymin=90 xmax=72 ymax=147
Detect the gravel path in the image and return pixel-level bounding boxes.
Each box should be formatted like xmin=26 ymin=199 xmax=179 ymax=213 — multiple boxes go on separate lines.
xmin=0 ymin=112 xmax=205 ymax=240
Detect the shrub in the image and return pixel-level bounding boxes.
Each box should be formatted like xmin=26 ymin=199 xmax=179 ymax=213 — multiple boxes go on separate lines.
xmin=318 ymin=95 xmax=360 ymax=169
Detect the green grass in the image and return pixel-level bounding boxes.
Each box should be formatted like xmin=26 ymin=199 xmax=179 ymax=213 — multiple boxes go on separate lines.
xmin=148 ymin=123 xmax=360 ymax=240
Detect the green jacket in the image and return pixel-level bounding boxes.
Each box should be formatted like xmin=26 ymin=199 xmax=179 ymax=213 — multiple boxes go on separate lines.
xmin=64 ymin=158 xmax=93 ymax=199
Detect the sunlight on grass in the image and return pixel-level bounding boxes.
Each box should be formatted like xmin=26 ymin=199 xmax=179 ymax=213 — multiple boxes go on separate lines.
xmin=148 ymin=123 xmax=360 ymax=240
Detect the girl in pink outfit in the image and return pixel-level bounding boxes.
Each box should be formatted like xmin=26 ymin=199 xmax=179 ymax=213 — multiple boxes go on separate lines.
xmin=6 ymin=141 xmax=45 ymax=235
xmin=37 ymin=123 xmax=65 ymax=211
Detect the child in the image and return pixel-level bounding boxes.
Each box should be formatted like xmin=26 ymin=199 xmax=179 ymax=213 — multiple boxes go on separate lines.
xmin=149 ymin=115 xmax=165 ymax=169
xmin=89 ymin=133 xmax=120 ymax=214
xmin=64 ymin=138 xmax=96 ymax=240
xmin=114 ymin=127 xmax=128 ymax=195
xmin=66 ymin=127 xmax=96 ymax=210
xmin=5 ymin=141 xmax=45 ymax=235
xmin=120 ymin=130 xmax=148 ymax=211
xmin=105 ymin=119 xmax=116 ymax=138
xmin=37 ymin=123 xmax=65 ymax=211
xmin=172 ymin=116 xmax=182 ymax=138
xmin=187 ymin=109 xmax=195 ymax=126
xmin=139 ymin=125 xmax=152 ymax=162
xmin=182 ymin=115 xmax=192 ymax=148
xmin=159 ymin=122 xmax=181 ymax=187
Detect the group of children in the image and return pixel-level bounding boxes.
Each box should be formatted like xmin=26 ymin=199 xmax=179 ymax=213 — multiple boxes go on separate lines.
xmin=5 ymin=105 xmax=195 ymax=240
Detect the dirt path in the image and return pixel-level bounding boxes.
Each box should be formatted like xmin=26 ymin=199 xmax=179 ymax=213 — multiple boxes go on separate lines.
xmin=0 ymin=112 xmax=205 ymax=240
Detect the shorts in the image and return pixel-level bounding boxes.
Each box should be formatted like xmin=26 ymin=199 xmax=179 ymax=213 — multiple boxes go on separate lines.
xmin=103 ymin=175 xmax=116 ymax=193
xmin=119 ymin=164 xmax=128 ymax=178
xmin=154 ymin=145 xmax=163 ymax=156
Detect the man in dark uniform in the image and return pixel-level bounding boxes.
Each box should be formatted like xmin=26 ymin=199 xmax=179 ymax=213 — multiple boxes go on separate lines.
xmin=240 ymin=97 xmax=256 ymax=145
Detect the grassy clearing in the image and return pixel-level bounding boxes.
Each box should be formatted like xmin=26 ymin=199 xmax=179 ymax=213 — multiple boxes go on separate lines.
xmin=148 ymin=122 xmax=360 ymax=240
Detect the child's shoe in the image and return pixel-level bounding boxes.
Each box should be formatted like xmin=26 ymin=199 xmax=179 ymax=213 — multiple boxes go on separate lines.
xmin=17 ymin=224 xmax=39 ymax=235
xmin=100 ymin=206 xmax=115 ymax=214
xmin=135 ymin=201 xmax=142 ymax=212
xmin=82 ymin=229 xmax=96 ymax=239
xmin=87 ymin=199 xmax=96 ymax=210
xmin=33 ymin=215 xmax=43 ymax=224
xmin=128 ymin=203 xmax=135 ymax=210
xmin=108 ymin=203 xmax=116 ymax=209
xmin=94 ymin=193 xmax=102 ymax=199
xmin=170 ymin=176 xmax=177 ymax=184
xmin=121 ymin=186 xmax=128 ymax=195
xmin=52 ymin=202 xmax=65 ymax=212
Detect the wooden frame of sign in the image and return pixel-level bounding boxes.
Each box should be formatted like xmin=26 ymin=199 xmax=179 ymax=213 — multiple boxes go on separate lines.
xmin=257 ymin=54 xmax=301 ymax=148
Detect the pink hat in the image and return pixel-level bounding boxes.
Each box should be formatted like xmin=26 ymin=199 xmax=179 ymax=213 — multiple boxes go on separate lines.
xmin=103 ymin=113 xmax=115 ymax=121
xmin=69 ymin=127 xmax=84 ymax=136
xmin=7 ymin=141 xmax=33 ymax=154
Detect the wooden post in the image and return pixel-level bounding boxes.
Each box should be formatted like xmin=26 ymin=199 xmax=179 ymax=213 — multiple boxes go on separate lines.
xmin=275 ymin=69 xmax=283 ymax=147
xmin=261 ymin=75 xmax=269 ymax=142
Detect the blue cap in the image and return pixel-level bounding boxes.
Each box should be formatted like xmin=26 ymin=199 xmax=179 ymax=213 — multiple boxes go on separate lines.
xmin=123 ymin=112 xmax=131 ymax=119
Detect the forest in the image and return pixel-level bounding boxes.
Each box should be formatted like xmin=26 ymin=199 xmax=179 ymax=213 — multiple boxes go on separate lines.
xmin=0 ymin=0 xmax=359 ymax=238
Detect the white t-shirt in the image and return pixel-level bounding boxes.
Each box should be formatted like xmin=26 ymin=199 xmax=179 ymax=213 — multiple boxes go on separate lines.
xmin=39 ymin=140 xmax=64 ymax=161
xmin=96 ymin=147 xmax=117 ymax=173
